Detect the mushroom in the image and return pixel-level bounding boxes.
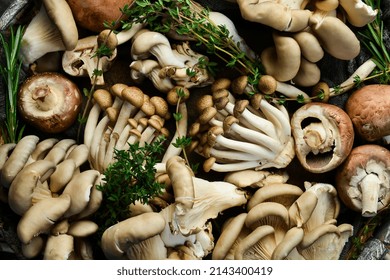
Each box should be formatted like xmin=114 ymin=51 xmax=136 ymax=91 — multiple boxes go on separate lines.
xmin=336 ymin=144 xmax=390 ymax=217
xmin=339 ymin=0 xmax=378 ymax=27
xmin=66 ymin=0 xmax=131 ymax=33
xmin=62 ymin=34 xmax=117 ymax=85
xmin=0 ymin=135 xmax=40 ymax=189
xmin=19 ymin=0 xmax=78 ymax=65
xmin=345 ymin=84 xmax=390 ymax=143
xmin=291 ymin=102 xmax=354 ymax=173
xmin=236 ymin=0 xmax=312 ymax=32
xmin=18 ymin=72 xmax=82 ymax=133
xmin=101 ymin=212 xmax=167 ymax=260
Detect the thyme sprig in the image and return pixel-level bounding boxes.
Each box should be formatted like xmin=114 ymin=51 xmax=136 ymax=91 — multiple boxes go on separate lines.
xmin=95 ymin=136 xmax=166 ymax=233
xmin=0 ymin=25 xmax=25 ymax=143
xmin=120 ymin=0 xmax=264 ymax=90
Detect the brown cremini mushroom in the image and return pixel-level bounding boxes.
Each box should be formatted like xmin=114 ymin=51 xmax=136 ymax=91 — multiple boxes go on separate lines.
xmin=336 ymin=144 xmax=390 ymax=217
xmin=345 ymin=84 xmax=390 ymax=142
xmin=18 ymin=72 xmax=82 ymax=133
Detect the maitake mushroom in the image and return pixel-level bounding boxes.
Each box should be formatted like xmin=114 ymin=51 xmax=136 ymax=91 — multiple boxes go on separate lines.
xmin=336 ymin=144 xmax=390 ymax=217
xmin=291 ymin=102 xmax=354 ymax=173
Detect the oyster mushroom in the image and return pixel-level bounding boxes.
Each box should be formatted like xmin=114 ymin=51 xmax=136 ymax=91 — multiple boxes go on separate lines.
xmin=291 ymin=102 xmax=354 ymax=173
xmin=18 ymin=72 xmax=82 ymax=133
xmin=19 ymin=0 xmax=78 ymax=65
xmin=336 ymin=144 xmax=390 ymax=217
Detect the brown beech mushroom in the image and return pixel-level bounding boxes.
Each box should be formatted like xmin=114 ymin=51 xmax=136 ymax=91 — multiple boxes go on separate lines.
xmin=336 ymin=144 xmax=390 ymax=217
xmin=291 ymin=102 xmax=354 ymax=173
xmin=18 ymin=73 xmax=82 ymax=133
xmin=345 ymin=84 xmax=390 ymax=143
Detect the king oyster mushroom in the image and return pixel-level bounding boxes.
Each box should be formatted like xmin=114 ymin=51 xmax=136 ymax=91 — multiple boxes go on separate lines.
xmin=291 ymin=102 xmax=354 ymax=173
xmin=18 ymin=72 xmax=82 ymax=134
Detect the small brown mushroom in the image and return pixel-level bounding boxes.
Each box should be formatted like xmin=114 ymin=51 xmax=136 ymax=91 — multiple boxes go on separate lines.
xmin=291 ymin=102 xmax=354 ymax=173
xmin=336 ymin=144 xmax=390 ymax=217
xmin=18 ymin=72 xmax=82 ymax=133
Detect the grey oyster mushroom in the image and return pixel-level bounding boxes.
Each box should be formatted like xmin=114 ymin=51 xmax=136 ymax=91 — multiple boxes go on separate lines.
xmin=291 ymin=102 xmax=355 ymax=173
xmin=100 ymin=155 xmax=247 ymax=260
xmin=19 ymin=0 xmax=78 ymax=66
xmin=212 ymin=181 xmax=353 ymax=260
xmin=1 ymin=136 xmax=102 ymax=259
xmin=336 ymin=144 xmax=390 ymax=217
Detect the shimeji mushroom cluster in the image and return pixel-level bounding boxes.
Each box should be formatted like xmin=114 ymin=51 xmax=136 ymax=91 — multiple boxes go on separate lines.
xmin=0 ymin=135 xmax=102 ymax=259
xmin=84 ymin=83 xmax=171 ymax=173
xmin=189 ymin=79 xmax=295 ymax=173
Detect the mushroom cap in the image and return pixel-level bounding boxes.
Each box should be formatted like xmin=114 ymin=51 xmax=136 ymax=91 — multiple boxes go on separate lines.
xmin=345 ymin=84 xmax=390 ymax=142
xmin=43 ymin=0 xmax=78 ymax=50
xmin=66 ymin=0 xmax=131 ymax=33
xmin=18 ymin=72 xmax=82 ymax=133
xmin=336 ymin=144 xmax=390 ymax=212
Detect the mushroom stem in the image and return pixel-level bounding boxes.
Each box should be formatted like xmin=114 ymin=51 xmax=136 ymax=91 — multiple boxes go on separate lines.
xmin=330 ymin=58 xmax=377 ymax=96
xmin=360 ymin=173 xmax=382 ymax=217
xmin=303 ymin=122 xmax=327 ymax=151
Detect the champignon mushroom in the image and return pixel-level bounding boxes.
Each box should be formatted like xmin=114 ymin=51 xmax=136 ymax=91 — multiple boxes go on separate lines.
xmin=19 ymin=0 xmax=78 ymax=65
xmin=66 ymin=0 xmax=131 ymax=33
xmin=18 ymin=72 xmax=82 ymax=133
xmin=336 ymin=144 xmax=390 ymax=217
xmin=345 ymin=84 xmax=390 ymax=142
xmin=291 ymin=102 xmax=354 ymax=173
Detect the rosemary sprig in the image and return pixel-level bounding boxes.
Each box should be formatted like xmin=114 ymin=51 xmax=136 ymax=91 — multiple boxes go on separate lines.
xmin=359 ymin=0 xmax=390 ymax=83
xmin=0 ymin=25 xmax=25 ymax=143
xmin=94 ymin=136 xmax=166 ymax=233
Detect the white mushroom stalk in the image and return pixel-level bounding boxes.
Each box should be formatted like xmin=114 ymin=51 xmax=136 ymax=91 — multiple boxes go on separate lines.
xmin=192 ymin=87 xmax=295 ymax=172
xmin=336 ymin=145 xmax=390 ymax=217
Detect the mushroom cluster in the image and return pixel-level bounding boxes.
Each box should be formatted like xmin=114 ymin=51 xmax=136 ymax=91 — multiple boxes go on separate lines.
xmin=84 ymin=83 xmax=171 ymax=172
xmin=235 ymin=0 xmax=377 ymax=87
xmin=130 ymin=29 xmax=214 ymax=92
xmin=100 ymin=155 xmax=248 ymax=260
xmin=0 ymin=135 xmax=102 ymax=259
xmin=212 ymin=179 xmax=353 ymax=260
xmin=189 ymin=79 xmax=295 ymax=172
